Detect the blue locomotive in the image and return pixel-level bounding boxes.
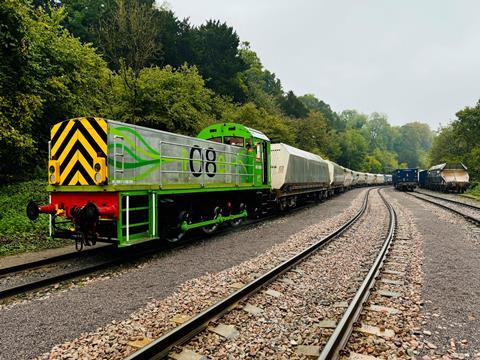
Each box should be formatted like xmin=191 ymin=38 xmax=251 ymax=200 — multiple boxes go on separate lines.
xmin=392 ymin=168 xmax=418 ymax=191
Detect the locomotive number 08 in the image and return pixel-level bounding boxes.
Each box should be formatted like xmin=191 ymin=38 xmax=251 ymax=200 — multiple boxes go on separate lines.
xmin=189 ymin=146 xmax=216 ymax=178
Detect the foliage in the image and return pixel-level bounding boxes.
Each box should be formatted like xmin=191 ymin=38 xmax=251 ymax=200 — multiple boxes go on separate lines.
xmin=0 ymin=0 xmax=109 ymax=182
xmin=223 ymin=102 xmax=295 ymax=145
xmin=238 ymin=43 xmax=283 ymax=114
xmin=105 ymin=65 xmax=232 ymax=135
xmin=278 ymin=90 xmax=309 ymax=118
xmin=430 ymin=100 xmax=480 ymax=180
xmin=97 ymin=0 xmax=160 ymax=74
xmin=0 ymin=180 xmax=69 ymax=256
xmin=299 ymin=94 xmax=344 ymax=131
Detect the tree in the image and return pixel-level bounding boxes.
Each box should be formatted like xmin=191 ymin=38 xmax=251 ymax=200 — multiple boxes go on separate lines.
xmin=97 ymin=0 xmax=160 ymax=74
xmin=340 ymin=109 xmax=368 ymax=129
xmin=224 ymin=103 xmax=295 ymax=145
xmin=337 ymin=129 xmax=368 ymax=169
xmin=299 ymin=94 xmax=344 ymax=130
xmin=0 ymin=0 xmax=109 ymax=182
xmin=279 ymin=91 xmax=309 ymax=118
xmin=238 ymin=43 xmax=283 ymax=114
xmin=61 ymin=0 xmax=114 ymax=44
xmin=395 ymin=122 xmax=433 ymax=168
xmin=430 ymin=100 xmax=480 ymax=179
xmin=104 ymin=65 xmax=231 ymax=135
xmin=187 ymin=20 xmax=248 ymax=102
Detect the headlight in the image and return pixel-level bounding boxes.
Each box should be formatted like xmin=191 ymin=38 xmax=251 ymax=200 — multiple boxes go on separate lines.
xmin=49 ymin=165 xmax=55 ymax=174
xmin=94 ymin=163 xmax=101 ymax=172
xmin=50 ymin=174 xmax=56 ymax=183
xmin=95 ymin=172 xmax=102 ymax=182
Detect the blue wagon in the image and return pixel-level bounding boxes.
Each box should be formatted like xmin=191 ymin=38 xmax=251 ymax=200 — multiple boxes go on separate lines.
xmin=392 ymin=168 xmax=418 ymax=191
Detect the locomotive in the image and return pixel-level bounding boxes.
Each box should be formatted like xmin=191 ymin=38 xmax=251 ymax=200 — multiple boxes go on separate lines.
xmin=392 ymin=168 xmax=418 ymax=191
xmin=27 ymin=117 xmax=383 ymax=250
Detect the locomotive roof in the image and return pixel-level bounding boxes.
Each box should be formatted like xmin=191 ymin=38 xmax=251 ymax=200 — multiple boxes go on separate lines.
xmin=429 ymin=163 xmax=468 ymax=171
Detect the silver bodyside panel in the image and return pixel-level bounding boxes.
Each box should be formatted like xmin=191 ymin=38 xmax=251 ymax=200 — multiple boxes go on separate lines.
xmin=106 ymin=120 xmax=254 ymax=187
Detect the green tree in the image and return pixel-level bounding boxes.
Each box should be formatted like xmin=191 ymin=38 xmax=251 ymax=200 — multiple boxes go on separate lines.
xmin=0 ymin=0 xmax=109 ymax=182
xmin=337 ymin=129 xmax=368 ymax=170
xmin=98 ymin=0 xmax=160 ymax=74
xmin=238 ymin=43 xmax=283 ymax=114
xmin=188 ymin=20 xmax=248 ymax=102
xmin=105 ymin=65 xmax=231 ymax=135
xmin=299 ymin=94 xmax=344 ymax=130
xmin=224 ymin=103 xmax=295 ymax=145
xmin=279 ymin=91 xmax=309 ymax=118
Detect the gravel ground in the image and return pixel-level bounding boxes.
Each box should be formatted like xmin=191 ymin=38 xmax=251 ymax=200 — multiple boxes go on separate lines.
xmin=0 ymin=246 xmax=125 ymax=294
xmin=174 ymin=189 xmax=389 ymax=359
xmin=389 ymin=188 xmax=480 ymax=359
xmin=343 ymin=188 xmax=425 ymax=358
xmin=412 ymin=192 xmax=480 ymax=222
xmin=0 ymin=188 xmax=365 ymax=360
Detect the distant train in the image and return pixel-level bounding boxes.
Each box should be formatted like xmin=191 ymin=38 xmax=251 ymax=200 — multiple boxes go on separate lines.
xmin=419 ymin=163 xmax=470 ymax=193
xmin=392 ymin=168 xmax=418 ymax=191
xmin=27 ymin=118 xmax=386 ymax=250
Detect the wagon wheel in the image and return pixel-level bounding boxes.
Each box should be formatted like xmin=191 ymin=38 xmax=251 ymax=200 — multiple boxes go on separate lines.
xmin=202 ymin=207 xmax=222 ymax=234
xmin=166 ymin=211 xmax=189 ymax=243
xmin=229 ymin=203 xmax=245 ymax=227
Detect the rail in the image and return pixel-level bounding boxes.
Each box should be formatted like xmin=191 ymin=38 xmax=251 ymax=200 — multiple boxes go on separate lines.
xmin=318 ymin=189 xmax=396 ymax=359
xmin=126 ymin=188 xmax=374 ymax=360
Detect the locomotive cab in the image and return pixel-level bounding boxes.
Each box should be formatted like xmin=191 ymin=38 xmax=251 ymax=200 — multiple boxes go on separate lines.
xmin=197 ymin=123 xmax=271 ymax=186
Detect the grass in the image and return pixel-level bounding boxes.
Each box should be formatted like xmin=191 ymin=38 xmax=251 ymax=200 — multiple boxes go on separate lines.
xmin=0 ymin=180 xmax=69 ymax=257
xmin=464 ymin=181 xmax=480 ymax=200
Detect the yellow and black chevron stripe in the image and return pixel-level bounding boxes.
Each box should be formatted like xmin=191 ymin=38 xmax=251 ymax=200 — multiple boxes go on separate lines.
xmin=50 ymin=117 xmax=108 ymax=185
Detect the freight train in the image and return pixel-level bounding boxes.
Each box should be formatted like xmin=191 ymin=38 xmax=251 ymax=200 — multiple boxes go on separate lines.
xmin=418 ymin=163 xmax=470 ymax=193
xmin=27 ymin=117 xmax=384 ymax=250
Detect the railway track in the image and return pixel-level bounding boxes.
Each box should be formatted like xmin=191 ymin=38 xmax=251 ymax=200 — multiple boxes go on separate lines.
xmin=0 ymin=194 xmax=339 ymax=301
xmin=124 ymin=188 xmax=395 ymax=360
xmin=319 ymin=189 xmax=396 ymax=359
xmin=408 ymin=191 xmax=480 ymax=225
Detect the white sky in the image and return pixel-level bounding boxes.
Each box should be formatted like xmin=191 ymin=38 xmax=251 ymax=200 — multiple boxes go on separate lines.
xmin=166 ymin=0 xmax=480 ymax=130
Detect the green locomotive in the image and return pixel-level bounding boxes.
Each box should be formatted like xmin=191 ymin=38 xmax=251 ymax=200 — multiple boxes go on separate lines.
xmin=27 ymin=117 xmax=271 ymax=249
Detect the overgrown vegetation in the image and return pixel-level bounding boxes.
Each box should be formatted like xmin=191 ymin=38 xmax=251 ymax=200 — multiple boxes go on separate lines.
xmin=0 ymin=180 xmax=68 ymax=256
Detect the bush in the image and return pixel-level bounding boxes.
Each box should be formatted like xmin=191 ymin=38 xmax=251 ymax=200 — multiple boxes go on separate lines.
xmin=0 ymin=180 xmax=68 ymax=256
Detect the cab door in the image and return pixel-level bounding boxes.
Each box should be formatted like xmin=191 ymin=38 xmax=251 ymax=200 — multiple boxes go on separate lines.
xmin=255 ymin=140 xmax=269 ymax=186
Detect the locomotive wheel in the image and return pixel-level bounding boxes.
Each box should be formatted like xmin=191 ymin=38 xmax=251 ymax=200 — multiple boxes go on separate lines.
xmin=229 ymin=203 xmax=245 ymax=227
xmin=202 ymin=207 xmax=221 ymax=234
xmin=166 ymin=211 xmax=189 ymax=242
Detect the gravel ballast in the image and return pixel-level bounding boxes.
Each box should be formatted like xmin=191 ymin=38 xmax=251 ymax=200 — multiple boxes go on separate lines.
xmin=389 ymin=188 xmax=480 ymax=358
xmin=343 ymin=188 xmax=424 ymax=358
xmin=0 ymin=189 xmax=365 ymax=360
xmin=181 ymin=189 xmax=390 ymax=359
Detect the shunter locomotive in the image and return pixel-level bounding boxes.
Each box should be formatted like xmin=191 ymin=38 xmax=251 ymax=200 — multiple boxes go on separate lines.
xmin=27 ymin=117 xmax=383 ymax=250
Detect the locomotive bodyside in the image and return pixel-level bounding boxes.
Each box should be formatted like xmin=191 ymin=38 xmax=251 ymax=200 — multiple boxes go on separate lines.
xmin=30 ymin=118 xmax=272 ymax=247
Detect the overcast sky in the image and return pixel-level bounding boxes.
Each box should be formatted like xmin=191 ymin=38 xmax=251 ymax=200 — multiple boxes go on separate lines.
xmin=166 ymin=0 xmax=480 ymax=130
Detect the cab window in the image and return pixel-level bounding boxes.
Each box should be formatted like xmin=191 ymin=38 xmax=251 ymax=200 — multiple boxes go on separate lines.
xmin=224 ymin=136 xmax=244 ymax=147
xmin=207 ymin=137 xmax=222 ymax=143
